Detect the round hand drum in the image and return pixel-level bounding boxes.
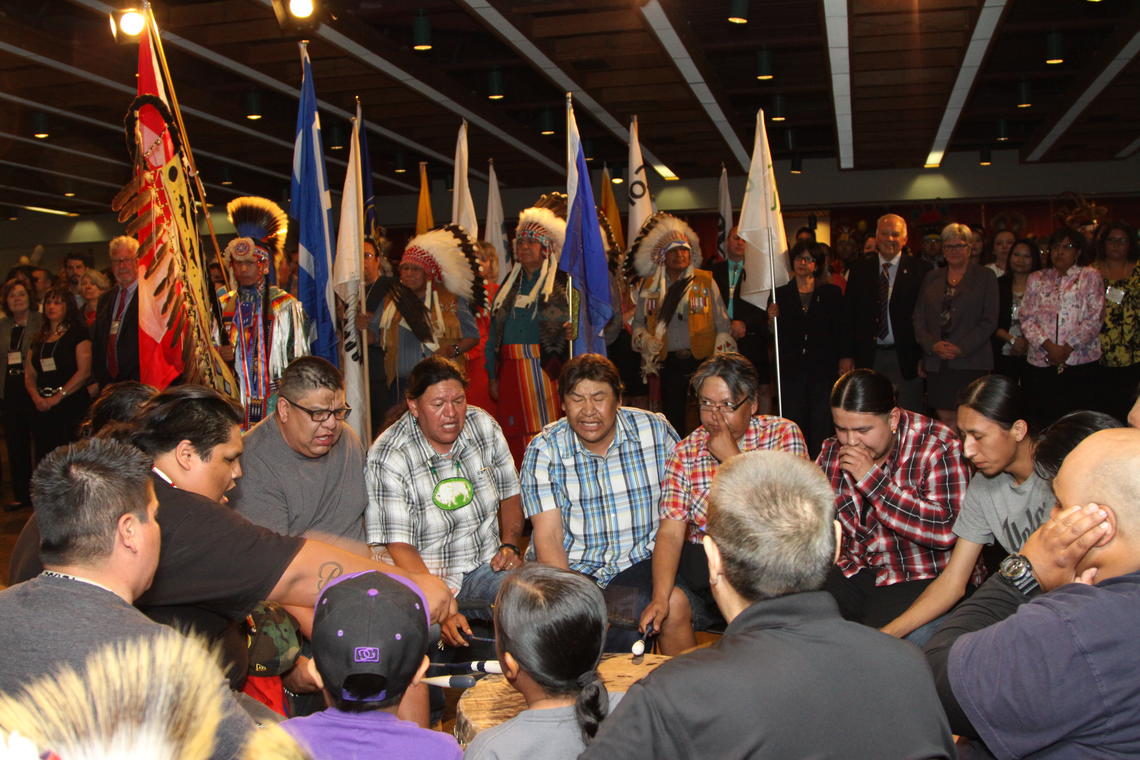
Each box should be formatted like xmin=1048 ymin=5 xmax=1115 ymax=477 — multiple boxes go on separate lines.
xmin=455 ymin=652 xmax=669 ymax=745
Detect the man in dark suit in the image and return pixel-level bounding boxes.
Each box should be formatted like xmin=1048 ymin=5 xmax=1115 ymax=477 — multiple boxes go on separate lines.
xmin=91 ymin=235 xmax=141 ymax=390
xmin=842 ymin=214 xmax=930 ymax=412
xmin=711 ymin=226 xmax=772 ymax=412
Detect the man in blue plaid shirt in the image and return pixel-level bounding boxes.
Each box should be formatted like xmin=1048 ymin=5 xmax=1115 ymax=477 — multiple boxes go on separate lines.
xmin=521 ymin=354 xmax=695 ymax=654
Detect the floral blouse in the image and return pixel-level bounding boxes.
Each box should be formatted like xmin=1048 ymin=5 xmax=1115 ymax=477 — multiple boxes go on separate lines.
xmin=1099 ymin=264 xmax=1140 ymax=368
xmin=1020 ymin=266 xmax=1105 ymax=368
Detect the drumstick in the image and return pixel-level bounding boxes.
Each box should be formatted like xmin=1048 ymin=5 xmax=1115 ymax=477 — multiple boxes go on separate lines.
xmin=632 ymin=623 xmax=656 ymax=658
xmin=423 ymin=674 xmax=481 ymax=689
xmin=427 ymin=660 xmax=503 ymax=676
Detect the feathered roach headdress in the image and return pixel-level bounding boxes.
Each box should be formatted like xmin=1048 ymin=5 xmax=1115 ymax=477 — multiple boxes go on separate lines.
xmin=223 ymin=196 xmax=288 ymax=264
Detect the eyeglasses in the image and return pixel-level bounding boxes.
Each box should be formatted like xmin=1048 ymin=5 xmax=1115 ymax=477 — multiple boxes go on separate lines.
xmin=697 ymin=396 xmax=750 ymax=414
xmin=283 ymin=397 xmax=352 ymax=422
xmin=942 ymin=242 xmax=969 ymax=250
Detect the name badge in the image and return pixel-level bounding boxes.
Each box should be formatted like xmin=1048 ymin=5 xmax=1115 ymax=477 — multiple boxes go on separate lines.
xmin=1106 ymin=286 xmax=1125 ymax=306
xmin=7 ymin=351 xmax=21 ymax=366
xmin=110 ymin=319 xmax=122 ymax=336
xmin=41 ymin=357 xmax=57 ymax=372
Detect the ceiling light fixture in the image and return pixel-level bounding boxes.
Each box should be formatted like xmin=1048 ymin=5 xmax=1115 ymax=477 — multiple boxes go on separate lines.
xmin=413 ymin=10 xmax=432 ymax=51
xmin=327 ymin=121 xmax=345 ymax=150
xmin=108 ymin=8 xmax=145 ymax=42
xmin=1017 ymin=80 xmax=1032 ymax=108
xmin=288 ymin=0 xmax=315 ymax=19
xmin=769 ymin=94 xmax=786 ymax=122
xmin=32 ymin=112 xmax=49 ymax=139
xmin=979 ymin=146 xmax=992 ymax=166
xmin=394 ymin=150 xmax=407 ymax=173
xmin=996 ymin=118 xmax=1009 ymax=142
xmin=538 ymin=109 xmax=556 ymax=136
xmin=244 ymin=91 xmax=262 ymax=120
xmin=727 ymin=0 xmax=749 ymax=24
xmin=487 ymin=69 xmax=504 ymax=100
xmin=755 ymin=48 xmax=773 ymax=80
xmin=790 ymin=154 xmax=803 ymax=174
xmin=1045 ymin=31 xmax=1064 ymax=65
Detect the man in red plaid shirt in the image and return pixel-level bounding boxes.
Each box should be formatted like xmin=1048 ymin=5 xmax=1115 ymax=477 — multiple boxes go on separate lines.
xmin=640 ymin=353 xmax=808 ymax=637
xmin=817 ymin=369 xmax=967 ymax=627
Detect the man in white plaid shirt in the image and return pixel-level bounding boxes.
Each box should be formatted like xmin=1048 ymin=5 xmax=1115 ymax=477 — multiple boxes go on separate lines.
xmin=366 ymin=357 xmax=524 ymax=647
xmin=521 ymin=354 xmax=696 ymax=654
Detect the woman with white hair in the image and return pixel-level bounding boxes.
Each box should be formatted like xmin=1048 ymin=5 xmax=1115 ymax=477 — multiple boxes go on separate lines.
xmin=912 ymin=222 xmax=999 ymax=427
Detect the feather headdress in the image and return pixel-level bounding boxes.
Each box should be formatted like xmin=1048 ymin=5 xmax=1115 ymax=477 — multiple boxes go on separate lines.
xmin=0 ymin=630 xmax=307 ymax=760
xmin=225 ymin=196 xmax=288 ymax=262
xmin=626 ymin=211 xmax=700 ymax=281
xmin=400 ymin=224 xmax=487 ymax=311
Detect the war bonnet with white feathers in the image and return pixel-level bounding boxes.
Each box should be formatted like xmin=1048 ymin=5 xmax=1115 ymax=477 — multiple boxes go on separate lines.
xmin=400 ymin=224 xmax=487 ymax=311
xmin=625 ymin=211 xmax=700 ymax=282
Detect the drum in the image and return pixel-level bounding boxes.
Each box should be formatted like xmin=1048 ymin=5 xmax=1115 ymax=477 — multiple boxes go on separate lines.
xmin=454 ymin=652 xmax=668 ymax=745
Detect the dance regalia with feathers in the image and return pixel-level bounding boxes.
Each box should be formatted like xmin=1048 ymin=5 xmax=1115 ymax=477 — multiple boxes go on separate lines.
xmin=486 ymin=194 xmax=571 ymax=465
xmin=376 ymin=225 xmax=486 ymax=389
xmin=219 ymin=197 xmax=308 ymax=428
xmin=487 ymin=200 xmax=572 ymax=376
xmin=627 ymin=212 xmax=735 ymax=380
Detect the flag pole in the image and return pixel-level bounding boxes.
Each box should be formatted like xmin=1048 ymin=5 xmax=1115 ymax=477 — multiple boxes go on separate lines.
xmin=142 ymin=2 xmax=230 ymax=294
xmin=766 ymin=225 xmax=783 ymax=416
xmin=354 ymin=97 xmax=373 ymax=438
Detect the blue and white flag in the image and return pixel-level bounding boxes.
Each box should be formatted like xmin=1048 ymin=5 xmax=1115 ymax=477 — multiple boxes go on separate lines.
xmin=560 ymin=93 xmax=612 ymax=357
xmin=291 ymin=42 xmax=338 ymax=366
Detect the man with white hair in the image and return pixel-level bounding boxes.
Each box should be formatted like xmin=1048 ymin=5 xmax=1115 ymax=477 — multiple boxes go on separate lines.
xmin=925 ymin=427 xmax=1140 ymax=757
xmin=583 ymin=450 xmax=955 ymax=758
xmin=91 ymin=235 xmax=141 ymax=389
xmin=843 ymin=213 xmax=930 ymax=412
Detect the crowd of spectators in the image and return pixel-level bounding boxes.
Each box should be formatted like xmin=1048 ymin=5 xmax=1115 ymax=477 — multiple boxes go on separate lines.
xmin=1 ymin=208 xmax=1139 ymax=759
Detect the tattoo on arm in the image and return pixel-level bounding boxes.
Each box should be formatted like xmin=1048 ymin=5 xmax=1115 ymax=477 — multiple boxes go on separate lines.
xmin=317 ymin=561 xmax=344 ymax=591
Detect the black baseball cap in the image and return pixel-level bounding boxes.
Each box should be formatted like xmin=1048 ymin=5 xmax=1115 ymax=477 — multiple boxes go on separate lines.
xmin=311 ymin=571 xmax=430 ymax=703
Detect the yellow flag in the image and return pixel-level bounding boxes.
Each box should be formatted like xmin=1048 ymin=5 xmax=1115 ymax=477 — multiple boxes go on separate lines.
xmin=600 ymin=164 xmax=625 ymax=252
xmin=416 ymin=161 xmax=434 ymax=234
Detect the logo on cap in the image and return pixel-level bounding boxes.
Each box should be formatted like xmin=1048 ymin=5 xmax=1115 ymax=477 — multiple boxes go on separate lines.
xmin=354 ymin=647 xmax=380 ymax=663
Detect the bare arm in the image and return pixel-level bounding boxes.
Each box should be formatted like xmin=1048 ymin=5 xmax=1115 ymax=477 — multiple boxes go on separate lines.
xmin=491 ymin=494 xmax=525 ymax=571
xmin=639 ymin=518 xmax=687 ymax=634
xmin=881 ymin=538 xmax=983 ymax=638
xmin=268 ymin=538 xmax=452 ymax=624
xmin=529 ymin=509 xmax=569 ymax=570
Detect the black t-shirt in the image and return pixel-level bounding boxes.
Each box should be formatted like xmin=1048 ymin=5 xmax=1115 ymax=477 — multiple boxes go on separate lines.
xmin=9 ymin=474 xmax=304 ymax=627
xmin=30 ymin=325 xmax=89 ymax=387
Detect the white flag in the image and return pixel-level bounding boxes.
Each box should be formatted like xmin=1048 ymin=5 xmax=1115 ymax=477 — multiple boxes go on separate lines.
xmin=626 ymin=116 xmax=653 ymax=245
xmin=484 ymin=158 xmax=509 ymax=282
xmin=333 ymin=104 xmax=369 ymax=441
xmin=717 ymin=164 xmax=733 ymax=260
xmin=451 ymin=120 xmax=478 ymax=241
xmin=738 ymin=109 xmax=790 ymax=309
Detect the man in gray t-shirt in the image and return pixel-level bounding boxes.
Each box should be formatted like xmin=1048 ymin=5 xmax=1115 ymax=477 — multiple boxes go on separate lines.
xmin=953 ymin=470 xmax=1053 ymax=554
xmin=230 ymin=356 xmax=367 ymax=542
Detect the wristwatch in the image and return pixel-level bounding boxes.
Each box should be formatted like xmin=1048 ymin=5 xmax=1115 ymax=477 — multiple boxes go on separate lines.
xmin=998 ymin=553 xmax=1041 ymax=597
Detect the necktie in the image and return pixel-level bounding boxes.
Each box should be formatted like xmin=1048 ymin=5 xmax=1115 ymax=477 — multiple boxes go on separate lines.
xmin=727 ymin=261 xmax=743 ymax=319
xmin=878 ymin=263 xmax=890 ymax=340
xmin=107 ymin=288 xmax=127 ymax=379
